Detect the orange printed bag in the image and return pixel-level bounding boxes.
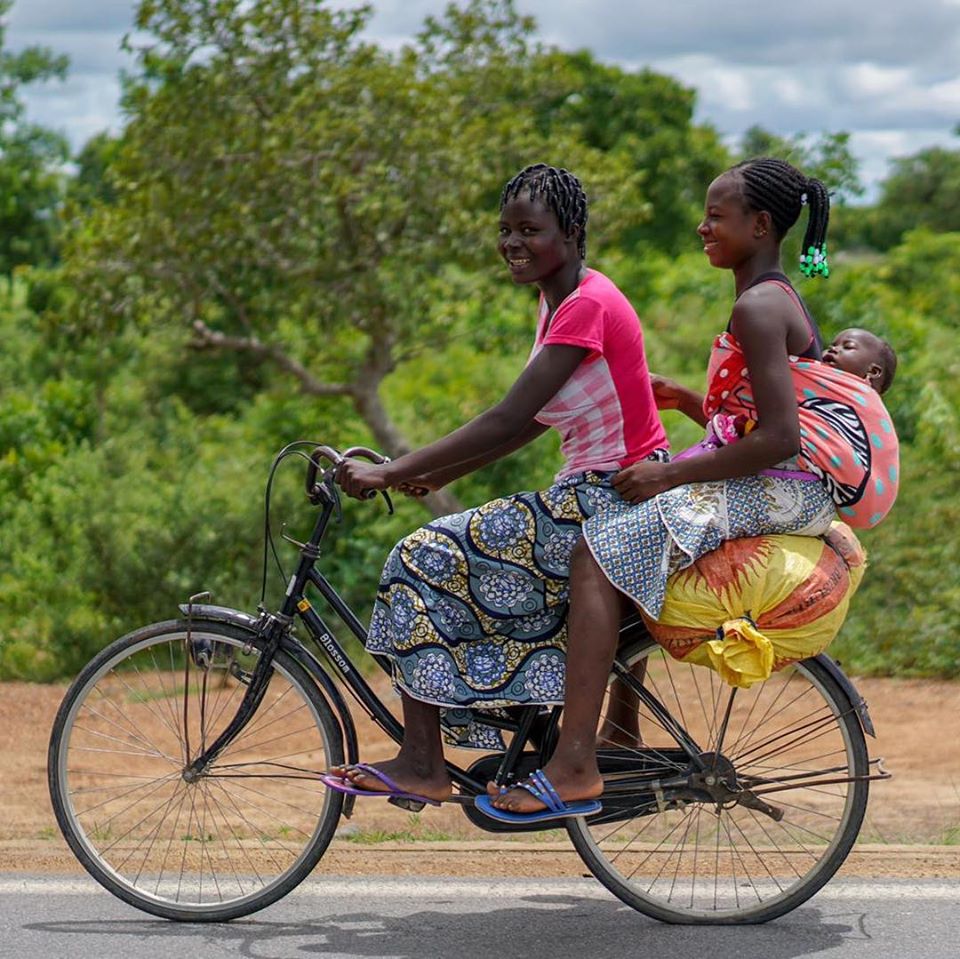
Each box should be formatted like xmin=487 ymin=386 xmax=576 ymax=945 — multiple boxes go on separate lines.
xmin=644 ymin=523 xmax=866 ymax=688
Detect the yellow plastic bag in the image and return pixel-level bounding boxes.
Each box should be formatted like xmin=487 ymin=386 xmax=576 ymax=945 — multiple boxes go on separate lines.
xmin=642 ymin=523 xmax=866 ymax=688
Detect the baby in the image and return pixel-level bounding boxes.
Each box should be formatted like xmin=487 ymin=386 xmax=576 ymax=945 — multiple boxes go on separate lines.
xmin=821 ymin=328 xmax=897 ymax=394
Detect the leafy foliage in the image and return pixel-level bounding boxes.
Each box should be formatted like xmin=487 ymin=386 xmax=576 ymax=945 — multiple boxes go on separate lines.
xmin=0 ymin=0 xmax=70 ymax=274
xmin=530 ymin=51 xmax=728 ymax=254
xmin=737 ymin=126 xmax=864 ymax=204
xmin=62 ymin=1 xmax=646 ymax=486
xmin=870 ymin=145 xmax=960 ymax=249
xmin=0 ymin=1 xmax=956 ymax=683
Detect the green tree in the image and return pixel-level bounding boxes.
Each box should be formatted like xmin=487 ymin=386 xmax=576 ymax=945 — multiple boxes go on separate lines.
xmin=66 ymin=132 xmax=121 ymax=211
xmin=64 ymin=0 xmax=646 ymax=516
xmin=529 ymin=51 xmax=729 ymax=254
xmin=0 ymin=0 xmax=70 ymax=273
xmin=737 ymin=126 xmax=863 ymax=203
xmin=859 ymin=144 xmax=960 ymax=249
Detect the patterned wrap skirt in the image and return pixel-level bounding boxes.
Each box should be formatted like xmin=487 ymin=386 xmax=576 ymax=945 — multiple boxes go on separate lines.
xmin=582 ymin=469 xmax=837 ymax=621
xmin=366 ymin=471 xmax=621 ymax=749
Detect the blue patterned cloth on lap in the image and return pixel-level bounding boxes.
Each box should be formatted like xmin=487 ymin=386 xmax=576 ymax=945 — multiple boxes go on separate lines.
xmin=582 ymin=468 xmax=837 ymax=620
xmin=366 ymin=471 xmax=620 ymax=749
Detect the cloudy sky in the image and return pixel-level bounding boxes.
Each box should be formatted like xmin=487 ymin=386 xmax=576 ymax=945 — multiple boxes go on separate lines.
xmin=6 ymin=0 xmax=960 ymax=197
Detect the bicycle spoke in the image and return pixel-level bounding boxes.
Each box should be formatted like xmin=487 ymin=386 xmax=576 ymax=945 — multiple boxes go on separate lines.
xmin=570 ymin=643 xmax=869 ymax=922
xmin=51 ymin=628 xmax=341 ymax=919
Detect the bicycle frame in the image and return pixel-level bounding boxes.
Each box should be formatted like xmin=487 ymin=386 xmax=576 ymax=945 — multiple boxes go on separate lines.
xmin=177 ymin=447 xmax=883 ymax=815
xmin=179 ymin=462 xmax=572 ymax=804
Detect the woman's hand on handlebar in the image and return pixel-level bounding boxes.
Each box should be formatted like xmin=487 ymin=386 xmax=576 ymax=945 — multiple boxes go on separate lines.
xmin=336 ymin=458 xmax=392 ymax=499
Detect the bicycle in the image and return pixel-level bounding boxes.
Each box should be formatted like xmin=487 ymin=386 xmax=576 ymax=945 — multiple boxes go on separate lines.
xmin=48 ymin=442 xmax=891 ymax=924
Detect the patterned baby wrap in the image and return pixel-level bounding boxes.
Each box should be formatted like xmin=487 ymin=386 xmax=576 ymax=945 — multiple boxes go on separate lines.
xmin=704 ymin=331 xmax=899 ymax=527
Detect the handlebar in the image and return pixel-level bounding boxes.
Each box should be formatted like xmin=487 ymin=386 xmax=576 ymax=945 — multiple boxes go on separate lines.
xmin=305 ymin=444 xmax=391 ymax=505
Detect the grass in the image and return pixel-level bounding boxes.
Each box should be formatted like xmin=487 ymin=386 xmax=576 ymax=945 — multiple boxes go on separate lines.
xmin=341 ymin=813 xmax=461 ymax=844
xmin=858 ymin=814 xmax=960 ymax=846
xmin=939 ymin=824 xmax=960 ymax=845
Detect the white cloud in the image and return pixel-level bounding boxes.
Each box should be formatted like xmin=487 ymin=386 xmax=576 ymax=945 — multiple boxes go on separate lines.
xmin=20 ymin=73 xmax=125 ymax=144
xmin=643 ymin=54 xmax=757 ymax=112
xmin=8 ymin=28 xmax=133 ymax=75
xmin=849 ymin=127 xmax=960 ymax=194
xmin=845 ymin=63 xmax=913 ymax=99
xmin=5 ymin=0 xmax=135 ymax=32
xmin=927 ymin=75 xmax=960 ymax=110
xmin=3 ymin=0 xmax=960 ymax=197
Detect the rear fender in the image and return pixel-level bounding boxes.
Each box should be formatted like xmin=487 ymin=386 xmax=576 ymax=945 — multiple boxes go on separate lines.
xmin=616 ymin=615 xmax=877 ymax=738
xmin=810 ymin=653 xmax=877 ymax=737
xmin=178 ymin=602 xmax=261 ymax=634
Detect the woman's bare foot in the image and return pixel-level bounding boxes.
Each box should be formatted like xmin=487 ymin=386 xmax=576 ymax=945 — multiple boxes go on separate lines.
xmin=329 ymin=757 xmax=453 ymax=803
xmin=486 ymin=762 xmax=602 ymax=814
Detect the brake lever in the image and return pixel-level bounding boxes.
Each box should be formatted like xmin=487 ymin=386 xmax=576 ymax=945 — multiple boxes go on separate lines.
xmin=321 ymin=467 xmax=343 ymax=522
xmin=306 ymin=445 xmax=343 ymax=504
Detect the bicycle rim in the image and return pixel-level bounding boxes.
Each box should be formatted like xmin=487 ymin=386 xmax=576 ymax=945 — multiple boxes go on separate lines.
xmin=48 ymin=621 xmax=344 ymax=921
xmin=568 ymin=640 xmax=869 ymax=923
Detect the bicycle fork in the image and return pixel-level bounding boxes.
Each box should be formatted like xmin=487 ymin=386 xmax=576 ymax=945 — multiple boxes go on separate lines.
xmin=180 ymin=600 xmax=289 ymax=782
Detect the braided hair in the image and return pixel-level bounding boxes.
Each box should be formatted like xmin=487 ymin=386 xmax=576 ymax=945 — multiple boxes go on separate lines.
xmin=500 ymin=164 xmax=588 ymax=259
xmin=730 ymin=157 xmax=831 ymax=278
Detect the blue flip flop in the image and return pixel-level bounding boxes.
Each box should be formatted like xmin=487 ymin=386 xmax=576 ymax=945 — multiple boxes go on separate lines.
xmin=474 ymin=768 xmax=602 ymax=824
xmin=321 ymin=763 xmax=442 ymax=807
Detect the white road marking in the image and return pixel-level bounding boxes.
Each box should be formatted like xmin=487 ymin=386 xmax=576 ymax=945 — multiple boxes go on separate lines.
xmin=1 ymin=877 xmax=958 ymax=900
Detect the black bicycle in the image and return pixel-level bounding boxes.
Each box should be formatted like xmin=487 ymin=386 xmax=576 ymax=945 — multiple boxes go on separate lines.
xmin=48 ymin=442 xmax=890 ymax=924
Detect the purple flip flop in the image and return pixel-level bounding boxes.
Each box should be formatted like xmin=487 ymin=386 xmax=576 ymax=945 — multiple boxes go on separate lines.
xmin=321 ymin=763 xmax=442 ymax=807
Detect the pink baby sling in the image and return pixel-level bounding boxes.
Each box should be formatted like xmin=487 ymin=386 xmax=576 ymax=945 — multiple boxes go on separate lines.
xmin=701 ymin=326 xmax=899 ymax=529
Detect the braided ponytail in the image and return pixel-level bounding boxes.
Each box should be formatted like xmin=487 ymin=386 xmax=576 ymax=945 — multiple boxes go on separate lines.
xmin=732 ymin=157 xmax=832 ymax=278
xmin=797 ymin=176 xmax=830 ymax=277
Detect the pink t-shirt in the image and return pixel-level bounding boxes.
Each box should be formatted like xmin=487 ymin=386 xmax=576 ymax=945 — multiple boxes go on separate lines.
xmin=529 ymin=270 xmax=667 ymax=479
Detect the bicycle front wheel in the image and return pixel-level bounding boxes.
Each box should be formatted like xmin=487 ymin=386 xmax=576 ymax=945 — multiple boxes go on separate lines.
xmin=568 ymin=638 xmax=869 ymax=924
xmin=48 ymin=619 xmax=344 ymax=921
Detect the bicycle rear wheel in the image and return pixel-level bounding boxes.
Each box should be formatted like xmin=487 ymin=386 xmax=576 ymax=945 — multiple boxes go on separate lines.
xmin=568 ymin=638 xmax=869 ymax=924
xmin=48 ymin=619 xmax=344 ymax=921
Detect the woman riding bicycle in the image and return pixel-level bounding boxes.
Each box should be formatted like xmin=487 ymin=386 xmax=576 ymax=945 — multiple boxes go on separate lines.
xmin=330 ymin=162 xmax=667 ymax=808
xmin=488 ymin=156 xmax=899 ymax=818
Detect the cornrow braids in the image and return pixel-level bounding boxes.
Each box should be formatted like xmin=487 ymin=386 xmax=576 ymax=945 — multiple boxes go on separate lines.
xmin=731 ymin=157 xmax=831 ymax=279
xmin=500 ymin=163 xmax=588 ymax=259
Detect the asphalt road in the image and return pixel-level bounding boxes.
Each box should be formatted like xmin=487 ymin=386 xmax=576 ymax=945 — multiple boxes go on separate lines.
xmin=2 ymin=875 xmax=959 ymax=959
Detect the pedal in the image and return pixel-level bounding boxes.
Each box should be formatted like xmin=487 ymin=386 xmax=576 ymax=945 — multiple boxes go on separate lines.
xmin=388 ymin=796 xmax=426 ymax=813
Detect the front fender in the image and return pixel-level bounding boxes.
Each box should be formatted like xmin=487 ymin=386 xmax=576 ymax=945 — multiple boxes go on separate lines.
xmin=177 ymin=602 xmax=261 ymax=634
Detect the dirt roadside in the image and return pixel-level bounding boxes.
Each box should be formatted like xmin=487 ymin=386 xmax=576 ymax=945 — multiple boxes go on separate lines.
xmin=2 ymin=674 xmax=958 ymax=879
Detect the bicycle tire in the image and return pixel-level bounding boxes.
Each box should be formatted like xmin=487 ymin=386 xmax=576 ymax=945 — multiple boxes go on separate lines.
xmin=568 ymin=637 xmax=869 ymax=924
xmin=48 ymin=619 xmax=344 ymax=922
